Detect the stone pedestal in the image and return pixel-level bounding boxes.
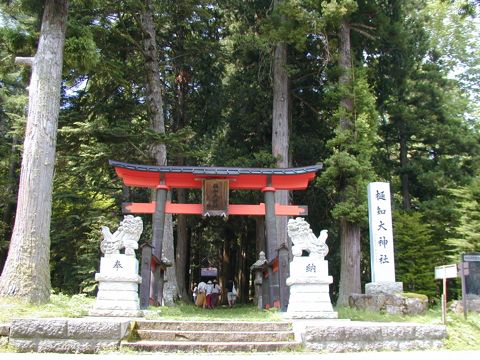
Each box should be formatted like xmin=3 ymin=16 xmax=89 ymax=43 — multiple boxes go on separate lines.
xmin=349 ymin=281 xmax=418 ymax=315
xmin=365 ymin=281 xmax=403 ymax=295
xmin=285 ymin=257 xmax=337 ymax=319
xmin=90 ymin=254 xmax=143 ymax=317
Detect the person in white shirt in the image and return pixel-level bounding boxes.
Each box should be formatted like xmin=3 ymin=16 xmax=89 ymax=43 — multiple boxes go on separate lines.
xmin=226 ymin=280 xmax=237 ymax=308
xmin=196 ymin=281 xmax=207 ymax=307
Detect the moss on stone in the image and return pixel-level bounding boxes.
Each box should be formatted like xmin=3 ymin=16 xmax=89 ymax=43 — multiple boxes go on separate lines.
xmin=399 ymin=292 xmax=428 ymax=301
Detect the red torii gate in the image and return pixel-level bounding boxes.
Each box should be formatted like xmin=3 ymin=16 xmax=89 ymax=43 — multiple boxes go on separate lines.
xmin=109 ymin=160 xmax=322 ymax=308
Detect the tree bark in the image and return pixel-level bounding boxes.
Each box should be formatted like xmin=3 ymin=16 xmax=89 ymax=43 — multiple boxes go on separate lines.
xmin=337 ymin=217 xmax=361 ymax=306
xmin=336 ymin=19 xmax=362 ymax=307
xmin=172 ymin=19 xmax=190 ymax=301
xmin=162 ymin=212 xmax=177 ymax=305
xmin=339 ymin=21 xmax=354 ymax=129
xmin=399 ymin=123 xmax=411 ymax=210
xmin=0 ymin=0 xmax=68 ymax=303
xmin=272 ymin=0 xmax=290 ymax=254
xmin=175 ymin=188 xmax=190 ymax=301
xmin=221 ymin=227 xmax=233 ymax=305
xmin=139 ymin=0 xmax=167 ymax=166
xmin=138 ymin=0 xmax=177 ymax=304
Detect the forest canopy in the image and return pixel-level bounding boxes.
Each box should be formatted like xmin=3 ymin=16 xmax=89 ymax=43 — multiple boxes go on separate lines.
xmin=0 ymin=0 xmax=479 ymax=303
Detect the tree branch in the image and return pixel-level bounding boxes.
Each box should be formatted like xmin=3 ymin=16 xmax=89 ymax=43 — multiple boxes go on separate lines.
xmin=292 ymin=93 xmax=320 ymax=114
xmin=15 ymin=57 xmax=34 ymax=67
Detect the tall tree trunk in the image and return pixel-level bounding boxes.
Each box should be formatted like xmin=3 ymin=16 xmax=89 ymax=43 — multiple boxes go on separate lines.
xmin=139 ymin=1 xmax=167 ymax=166
xmin=336 ymin=19 xmax=362 ymax=307
xmin=272 ymin=0 xmax=290 ymax=256
xmin=0 ymin=0 xmax=68 ymax=303
xmin=399 ymin=122 xmax=411 ymax=210
xmin=239 ymin=230 xmax=249 ymax=304
xmin=162 ymin=212 xmax=177 ymax=305
xmin=337 ymin=217 xmax=361 ymax=306
xmin=175 ymin=188 xmax=190 ymax=301
xmin=139 ymin=0 xmax=177 ymax=304
xmin=173 ymin=17 xmax=190 ymax=300
xmin=221 ymin=227 xmax=233 ymax=304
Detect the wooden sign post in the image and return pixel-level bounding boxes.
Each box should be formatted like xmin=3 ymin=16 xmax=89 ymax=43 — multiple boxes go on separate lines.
xmin=434 ymin=264 xmax=458 ymax=324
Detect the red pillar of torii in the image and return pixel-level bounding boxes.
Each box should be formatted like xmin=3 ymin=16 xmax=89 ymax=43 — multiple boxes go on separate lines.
xmin=109 ymin=160 xmax=322 ymax=308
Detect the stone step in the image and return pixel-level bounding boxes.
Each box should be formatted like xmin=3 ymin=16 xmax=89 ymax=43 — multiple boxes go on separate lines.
xmin=303 ymin=322 xmax=446 ymax=342
xmin=299 ymin=321 xmax=447 ymax=352
xmin=136 ymin=329 xmax=294 ymax=342
xmin=134 ymin=320 xmax=291 ymax=332
xmin=123 ymin=320 xmax=299 ymax=353
xmin=121 ymin=340 xmax=302 ymax=353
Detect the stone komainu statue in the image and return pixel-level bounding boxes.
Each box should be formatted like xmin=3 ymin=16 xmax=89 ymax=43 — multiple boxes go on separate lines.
xmin=100 ymin=215 xmax=143 ymax=256
xmin=287 ymin=217 xmax=329 ymax=259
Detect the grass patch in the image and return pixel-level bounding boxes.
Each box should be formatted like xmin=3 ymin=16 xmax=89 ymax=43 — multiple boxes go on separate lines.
xmin=336 ymin=306 xmax=442 ymax=324
xmin=0 ymin=339 xmax=16 ymax=353
xmin=0 ymin=293 xmax=94 ymax=322
xmin=144 ymin=303 xmax=283 ymax=321
xmin=443 ymin=312 xmax=480 ymax=350
xmin=0 ymin=295 xmax=281 ymax=323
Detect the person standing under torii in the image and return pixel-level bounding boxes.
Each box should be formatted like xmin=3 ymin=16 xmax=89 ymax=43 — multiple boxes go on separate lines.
xmin=196 ymin=280 xmax=206 ymax=308
xmin=226 ymin=280 xmax=237 ymax=308
xmin=205 ymin=280 xmax=214 ymax=309
xmin=211 ymin=279 xmax=221 ymax=308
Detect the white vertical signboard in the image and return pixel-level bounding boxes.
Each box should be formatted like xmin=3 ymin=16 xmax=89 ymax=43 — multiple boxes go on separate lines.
xmin=368 ymin=182 xmax=396 ymax=283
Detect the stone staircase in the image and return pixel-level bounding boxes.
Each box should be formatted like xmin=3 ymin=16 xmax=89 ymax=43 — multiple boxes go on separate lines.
xmin=2 ymin=318 xmax=448 ymax=354
xmin=121 ymin=320 xmax=302 ymax=352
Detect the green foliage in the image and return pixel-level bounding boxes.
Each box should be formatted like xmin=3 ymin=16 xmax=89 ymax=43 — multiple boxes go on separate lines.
xmin=0 ymin=0 xmax=479 ymax=303
xmin=446 ymin=177 xmax=480 ymax=257
xmin=318 ymin=67 xmax=378 ymax=224
xmin=64 ymin=26 xmax=100 ymax=74
xmin=393 ymin=210 xmax=439 ymax=298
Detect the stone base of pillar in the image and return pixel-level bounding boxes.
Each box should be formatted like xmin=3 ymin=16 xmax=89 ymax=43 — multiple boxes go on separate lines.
xmin=365 ymin=281 xmax=403 ymax=295
xmin=90 ymin=254 xmax=143 ymax=317
xmin=285 ymin=257 xmax=337 ymax=319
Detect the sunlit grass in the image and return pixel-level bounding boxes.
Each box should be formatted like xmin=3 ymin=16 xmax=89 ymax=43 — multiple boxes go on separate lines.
xmin=145 ymin=302 xmax=283 ymax=321
xmin=0 ymin=293 xmax=94 ymax=322
xmin=0 ymin=294 xmax=281 ymax=323
xmin=336 ymin=306 xmax=442 ymax=324
xmin=443 ymin=311 xmax=480 ymax=350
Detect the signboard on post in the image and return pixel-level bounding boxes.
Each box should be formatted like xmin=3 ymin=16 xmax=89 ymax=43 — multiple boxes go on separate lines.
xmin=435 ymin=264 xmax=458 ymax=324
xmin=435 ymin=264 xmax=458 ymax=280
xmin=202 ymin=179 xmax=229 ymax=217
xmin=367 ymin=182 xmax=396 ymax=283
